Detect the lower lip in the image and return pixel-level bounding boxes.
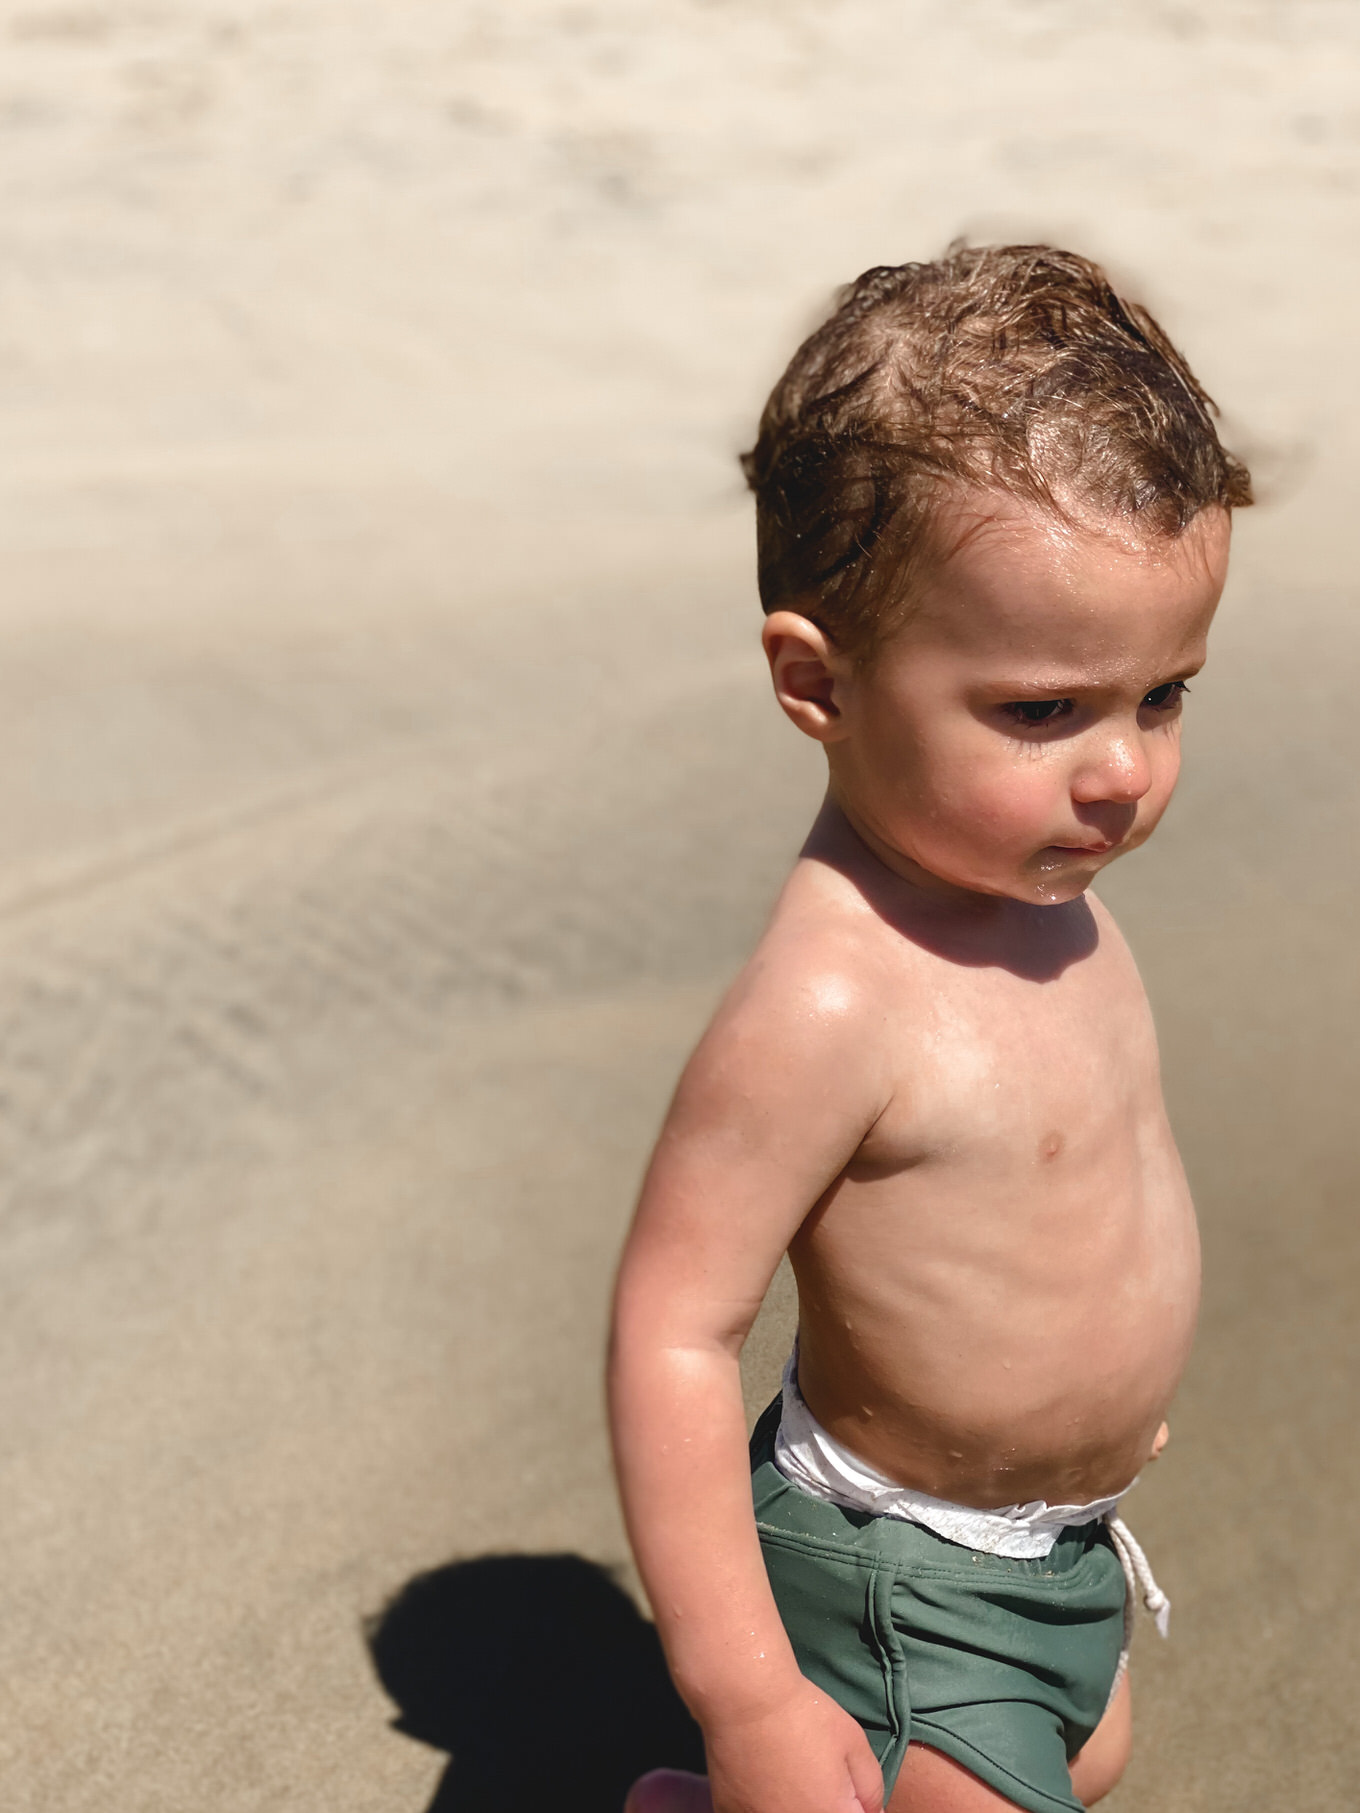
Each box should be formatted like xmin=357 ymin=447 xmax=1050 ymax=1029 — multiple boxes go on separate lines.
xmin=1048 ymin=844 xmax=1113 ymax=856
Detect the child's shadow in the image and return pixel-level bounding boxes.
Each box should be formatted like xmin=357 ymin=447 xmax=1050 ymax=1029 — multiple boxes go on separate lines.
xmin=367 ymin=1552 xmax=705 ymax=1812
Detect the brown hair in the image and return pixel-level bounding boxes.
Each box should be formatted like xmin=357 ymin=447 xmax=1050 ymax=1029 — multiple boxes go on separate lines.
xmin=742 ymin=243 xmax=1252 ymax=657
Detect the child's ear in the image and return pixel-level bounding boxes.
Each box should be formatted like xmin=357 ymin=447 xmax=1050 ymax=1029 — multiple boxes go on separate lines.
xmin=762 ymin=610 xmax=853 ymax=744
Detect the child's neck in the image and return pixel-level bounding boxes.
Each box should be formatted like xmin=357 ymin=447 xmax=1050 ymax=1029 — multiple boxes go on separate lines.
xmin=803 ymin=794 xmax=1098 ymax=981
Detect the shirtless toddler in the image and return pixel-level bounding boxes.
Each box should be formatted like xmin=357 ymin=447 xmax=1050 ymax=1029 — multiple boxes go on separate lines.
xmin=609 ymin=245 xmax=1252 ymax=1813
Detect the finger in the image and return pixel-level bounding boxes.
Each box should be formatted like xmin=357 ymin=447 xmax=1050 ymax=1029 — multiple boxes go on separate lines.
xmin=846 ymin=1742 xmax=886 ymax=1813
xmin=624 ymin=1769 xmax=714 ymax=1813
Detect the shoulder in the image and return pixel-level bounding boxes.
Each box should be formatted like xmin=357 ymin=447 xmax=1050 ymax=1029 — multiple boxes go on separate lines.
xmin=1081 ymin=890 xmax=1158 ymax=1031
xmin=734 ymin=857 xmax=894 ymax=1014
xmin=1084 ymin=889 xmax=1143 ymax=973
xmin=683 ymin=863 xmax=898 ymax=1095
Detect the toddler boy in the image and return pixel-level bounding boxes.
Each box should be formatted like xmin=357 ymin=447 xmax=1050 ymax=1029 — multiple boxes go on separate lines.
xmin=609 ymin=245 xmax=1251 ymax=1813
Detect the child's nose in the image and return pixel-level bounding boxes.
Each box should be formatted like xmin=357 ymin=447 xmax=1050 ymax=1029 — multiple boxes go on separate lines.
xmin=1070 ymin=729 xmax=1153 ymax=805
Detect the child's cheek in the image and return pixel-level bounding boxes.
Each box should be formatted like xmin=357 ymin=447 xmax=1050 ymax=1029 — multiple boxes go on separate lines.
xmin=964 ymin=765 xmax=1059 ymax=847
xmin=1130 ymin=742 xmax=1182 ymax=831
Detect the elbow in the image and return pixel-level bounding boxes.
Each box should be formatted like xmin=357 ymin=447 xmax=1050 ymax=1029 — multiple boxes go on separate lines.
xmin=607 ymin=1250 xmax=757 ymax=1400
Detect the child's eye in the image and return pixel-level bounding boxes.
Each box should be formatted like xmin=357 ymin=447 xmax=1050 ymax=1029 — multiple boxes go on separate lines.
xmin=1142 ymin=681 xmax=1189 ymax=711
xmin=1003 ymin=699 xmax=1073 ymax=726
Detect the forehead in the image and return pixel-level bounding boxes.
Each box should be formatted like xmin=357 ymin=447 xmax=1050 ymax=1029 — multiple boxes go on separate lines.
xmin=895 ymin=490 xmax=1230 ymax=675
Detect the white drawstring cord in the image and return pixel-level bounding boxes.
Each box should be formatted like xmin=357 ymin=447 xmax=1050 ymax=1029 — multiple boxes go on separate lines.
xmin=1106 ymin=1513 xmax=1171 ymax=1639
xmin=1101 ymin=1513 xmax=1169 ymax=1706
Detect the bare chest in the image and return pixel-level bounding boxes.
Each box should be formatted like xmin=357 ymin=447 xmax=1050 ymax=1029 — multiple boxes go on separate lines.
xmin=851 ymin=934 xmax=1161 ymax=1179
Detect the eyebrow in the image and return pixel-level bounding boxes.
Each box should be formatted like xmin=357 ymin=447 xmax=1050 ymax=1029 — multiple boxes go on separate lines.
xmin=986 ymin=667 xmax=1199 ymax=694
xmin=986 ymin=676 xmax=1104 ymax=693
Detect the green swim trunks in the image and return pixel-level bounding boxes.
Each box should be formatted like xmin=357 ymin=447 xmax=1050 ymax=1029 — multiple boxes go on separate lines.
xmin=750 ymin=1397 xmax=1127 ymax=1813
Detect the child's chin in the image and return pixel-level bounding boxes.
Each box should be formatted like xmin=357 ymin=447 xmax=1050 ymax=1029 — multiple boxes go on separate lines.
xmin=951 ymin=867 xmax=1092 ymax=907
xmin=1030 ymin=876 xmax=1094 ymax=905
xmin=1017 ymin=860 xmax=1099 ymax=905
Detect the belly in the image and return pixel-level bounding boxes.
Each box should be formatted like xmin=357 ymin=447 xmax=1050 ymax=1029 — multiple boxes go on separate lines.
xmin=788 ymin=1159 xmax=1201 ymax=1508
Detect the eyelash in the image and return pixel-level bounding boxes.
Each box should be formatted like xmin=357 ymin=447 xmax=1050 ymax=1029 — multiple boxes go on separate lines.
xmin=1002 ymin=683 xmax=1189 ymax=728
xmin=1142 ymin=681 xmax=1189 ymax=711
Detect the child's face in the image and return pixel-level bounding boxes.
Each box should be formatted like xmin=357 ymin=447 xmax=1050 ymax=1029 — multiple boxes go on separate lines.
xmin=767 ymin=492 xmax=1231 ymax=906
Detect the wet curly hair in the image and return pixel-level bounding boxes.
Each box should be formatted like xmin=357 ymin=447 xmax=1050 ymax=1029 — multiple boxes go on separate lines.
xmin=742 ymin=243 xmax=1252 ymax=658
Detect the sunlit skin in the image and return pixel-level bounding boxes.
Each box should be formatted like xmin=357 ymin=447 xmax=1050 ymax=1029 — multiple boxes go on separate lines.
xmin=609 ymin=492 xmax=1231 ymax=1813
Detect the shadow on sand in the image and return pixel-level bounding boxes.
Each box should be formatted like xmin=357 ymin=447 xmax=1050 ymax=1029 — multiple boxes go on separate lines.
xmin=367 ymin=1552 xmax=705 ymax=1812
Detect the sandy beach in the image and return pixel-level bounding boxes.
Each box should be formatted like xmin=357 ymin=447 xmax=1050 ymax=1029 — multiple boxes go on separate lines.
xmin=0 ymin=3 xmax=1356 ymax=1806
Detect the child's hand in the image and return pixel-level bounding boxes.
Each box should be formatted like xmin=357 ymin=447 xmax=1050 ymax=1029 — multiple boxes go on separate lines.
xmin=703 ymin=1675 xmax=884 ymax=1813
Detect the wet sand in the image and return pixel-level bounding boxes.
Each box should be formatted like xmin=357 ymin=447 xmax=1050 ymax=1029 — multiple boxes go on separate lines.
xmin=0 ymin=3 xmax=1356 ymax=1807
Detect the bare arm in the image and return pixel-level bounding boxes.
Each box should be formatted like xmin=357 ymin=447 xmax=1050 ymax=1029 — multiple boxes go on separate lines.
xmin=608 ymin=954 xmax=891 ymax=1812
